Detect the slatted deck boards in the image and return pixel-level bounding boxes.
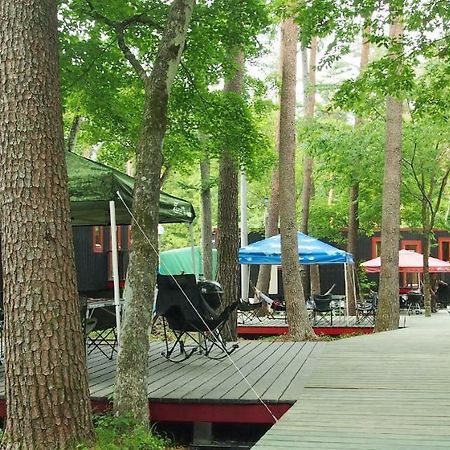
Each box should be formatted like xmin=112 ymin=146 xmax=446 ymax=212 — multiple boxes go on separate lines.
xmin=0 ymin=340 xmax=322 ymax=424
xmin=254 ymin=311 xmax=450 ymax=449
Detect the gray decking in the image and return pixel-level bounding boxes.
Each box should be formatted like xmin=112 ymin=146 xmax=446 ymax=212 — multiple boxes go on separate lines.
xmin=0 ymin=340 xmax=322 ymax=407
xmin=91 ymin=340 xmax=321 ymax=404
xmin=253 ymin=311 xmax=450 ymax=449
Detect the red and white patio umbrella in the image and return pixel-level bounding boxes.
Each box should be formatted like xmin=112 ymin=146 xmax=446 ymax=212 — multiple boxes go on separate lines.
xmin=362 ymin=249 xmax=450 ymax=273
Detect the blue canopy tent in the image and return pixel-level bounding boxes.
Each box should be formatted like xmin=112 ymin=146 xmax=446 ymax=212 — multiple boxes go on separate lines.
xmin=239 ymin=232 xmax=353 ymax=265
xmin=239 ymin=232 xmax=354 ymax=316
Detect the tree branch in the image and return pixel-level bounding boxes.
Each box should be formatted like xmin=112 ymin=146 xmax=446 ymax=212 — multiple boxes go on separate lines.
xmin=85 ymin=0 xmax=150 ymax=81
xmin=115 ymin=22 xmax=147 ymax=81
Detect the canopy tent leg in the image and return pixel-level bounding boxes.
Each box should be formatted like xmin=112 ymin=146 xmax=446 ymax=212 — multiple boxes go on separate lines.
xmin=109 ymin=200 xmax=122 ymax=347
xmin=240 ymin=172 xmax=249 ymax=301
xmin=189 ymin=223 xmax=198 ymax=280
xmin=344 ymin=262 xmax=350 ymax=324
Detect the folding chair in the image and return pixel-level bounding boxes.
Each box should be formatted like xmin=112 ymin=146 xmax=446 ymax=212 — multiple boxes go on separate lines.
xmin=87 ymin=305 xmax=117 ymax=360
xmin=356 ymin=292 xmax=378 ymax=325
xmin=237 ymin=299 xmax=264 ymax=324
xmin=405 ymin=292 xmax=423 ymax=315
xmin=312 ymin=294 xmax=334 ymax=325
xmin=155 ymin=274 xmax=239 ymax=362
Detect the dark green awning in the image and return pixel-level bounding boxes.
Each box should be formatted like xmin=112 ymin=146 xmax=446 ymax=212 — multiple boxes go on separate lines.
xmin=67 ymin=152 xmax=195 ymax=225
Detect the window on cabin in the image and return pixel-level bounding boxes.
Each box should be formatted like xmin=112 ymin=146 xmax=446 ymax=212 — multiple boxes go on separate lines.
xmin=401 ymin=240 xmax=422 ymax=253
xmin=109 ymin=227 xmax=122 ymax=251
xmin=439 ymin=238 xmax=450 ymax=262
xmin=128 ymin=225 xmax=132 ymax=250
xmin=371 ymin=237 xmax=381 ymax=258
xmin=92 ymin=226 xmax=104 ymax=253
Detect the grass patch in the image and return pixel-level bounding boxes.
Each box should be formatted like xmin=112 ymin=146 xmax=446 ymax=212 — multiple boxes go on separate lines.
xmin=77 ymin=414 xmax=172 ymax=450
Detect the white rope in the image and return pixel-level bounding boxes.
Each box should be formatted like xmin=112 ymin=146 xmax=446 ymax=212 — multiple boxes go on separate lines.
xmin=116 ymin=191 xmax=279 ymax=423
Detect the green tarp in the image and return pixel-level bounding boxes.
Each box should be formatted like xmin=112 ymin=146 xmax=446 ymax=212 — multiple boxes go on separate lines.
xmin=159 ymin=246 xmax=218 ymax=279
xmin=67 ymin=152 xmax=195 ymax=225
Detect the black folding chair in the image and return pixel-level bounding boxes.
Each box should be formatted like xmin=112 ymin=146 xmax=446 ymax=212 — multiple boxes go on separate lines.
xmin=356 ymin=292 xmax=378 ymax=325
xmin=87 ymin=305 xmax=117 ymax=360
xmin=405 ymin=292 xmax=423 ymax=315
xmin=312 ymin=294 xmax=334 ymax=326
xmin=155 ymin=274 xmax=239 ymax=362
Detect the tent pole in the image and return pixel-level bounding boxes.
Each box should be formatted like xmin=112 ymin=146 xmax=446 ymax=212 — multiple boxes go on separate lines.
xmin=344 ymin=261 xmax=350 ymax=320
xmin=189 ymin=223 xmax=198 ymax=279
xmin=240 ymin=172 xmax=249 ymax=301
xmin=109 ymin=200 xmax=121 ymax=346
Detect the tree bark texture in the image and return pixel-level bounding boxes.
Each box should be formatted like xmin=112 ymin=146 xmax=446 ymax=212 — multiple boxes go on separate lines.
xmin=255 ymin=168 xmax=280 ymax=295
xmin=200 ymin=155 xmax=213 ymax=280
xmin=346 ymin=184 xmax=359 ymax=315
xmin=217 ymin=51 xmax=244 ymax=342
xmin=301 ymin=37 xmax=320 ymax=296
xmin=346 ymin=28 xmax=370 ymax=314
xmin=114 ymin=0 xmax=195 ymax=423
xmin=256 ymin=49 xmax=282 ymax=296
xmin=0 ymin=1 xmax=94 ymax=447
xmin=375 ymin=19 xmax=403 ymax=333
xmin=66 ymin=115 xmax=83 ymax=152
xmin=278 ymin=19 xmax=316 ymax=341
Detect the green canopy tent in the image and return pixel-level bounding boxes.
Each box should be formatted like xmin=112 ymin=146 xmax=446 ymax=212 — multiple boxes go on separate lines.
xmin=67 ymin=151 xmax=195 ymax=225
xmin=159 ymin=246 xmax=218 ymax=279
xmin=66 ymin=152 xmax=196 ymax=344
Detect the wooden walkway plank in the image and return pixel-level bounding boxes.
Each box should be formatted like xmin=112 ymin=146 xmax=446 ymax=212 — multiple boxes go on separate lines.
xmin=217 ymin=343 xmax=296 ymax=401
xmin=154 ymin=341 xmax=262 ymax=400
xmin=253 ymin=312 xmax=450 ymax=449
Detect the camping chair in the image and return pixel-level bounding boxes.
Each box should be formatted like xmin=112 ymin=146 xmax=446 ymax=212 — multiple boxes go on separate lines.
xmin=405 ymin=292 xmax=423 ymax=315
xmin=238 ymin=299 xmax=264 ymax=324
xmin=356 ymin=292 xmax=378 ymax=325
xmin=312 ymin=294 xmax=334 ymax=326
xmin=86 ymin=305 xmax=118 ymax=360
xmin=155 ymin=274 xmax=239 ymax=362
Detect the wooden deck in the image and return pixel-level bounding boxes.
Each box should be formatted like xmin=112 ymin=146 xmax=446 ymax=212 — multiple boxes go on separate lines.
xmin=0 ymin=340 xmax=322 ymax=424
xmin=253 ymin=311 xmax=450 ymax=449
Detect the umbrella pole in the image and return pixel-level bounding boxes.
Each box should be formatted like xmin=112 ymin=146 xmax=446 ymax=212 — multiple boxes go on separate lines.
xmin=109 ymin=200 xmax=121 ymax=347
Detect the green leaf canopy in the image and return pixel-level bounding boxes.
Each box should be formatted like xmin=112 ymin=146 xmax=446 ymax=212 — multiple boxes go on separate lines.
xmin=66 ymin=152 xmax=195 ymax=225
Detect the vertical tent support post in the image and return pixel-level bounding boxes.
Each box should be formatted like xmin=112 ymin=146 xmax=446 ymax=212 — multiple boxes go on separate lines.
xmin=189 ymin=223 xmax=198 ymax=279
xmin=344 ymin=261 xmax=350 ymax=320
xmin=240 ymin=172 xmax=249 ymax=301
xmin=109 ymin=200 xmax=121 ymax=346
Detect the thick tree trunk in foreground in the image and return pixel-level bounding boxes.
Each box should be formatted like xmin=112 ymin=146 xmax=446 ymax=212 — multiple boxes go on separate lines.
xmin=0 ymin=1 xmax=94 ymax=447
xmin=279 ymin=19 xmax=316 ymax=341
xmin=114 ymin=0 xmax=194 ymax=423
xmin=200 ymin=155 xmax=213 ymax=280
xmin=346 ymin=27 xmax=371 ymax=314
xmin=217 ymin=51 xmax=244 ymax=341
xmin=375 ymin=18 xmax=403 ymax=332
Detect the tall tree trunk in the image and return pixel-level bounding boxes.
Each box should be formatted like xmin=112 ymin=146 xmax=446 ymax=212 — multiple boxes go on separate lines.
xmin=346 ymin=26 xmax=370 ymax=314
xmin=200 ymin=154 xmax=213 ymax=280
xmin=279 ymin=19 xmax=316 ymax=341
xmin=114 ymin=0 xmax=195 ymax=423
xmin=301 ymin=36 xmax=320 ymax=296
xmin=256 ymin=168 xmax=280 ymax=294
xmin=217 ymin=50 xmax=244 ymax=341
xmin=375 ymin=17 xmax=403 ymax=333
xmin=0 ymin=1 xmax=94 ymax=447
xmin=66 ymin=114 xmax=83 ymax=152
xmin=423 ymin=231 xmax=432 ymax=317
xmin=256 ymin=49 xmax=282 ymax=295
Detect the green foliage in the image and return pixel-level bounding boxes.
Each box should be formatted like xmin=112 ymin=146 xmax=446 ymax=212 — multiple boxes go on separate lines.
xmin=76 ymin=414 xmax=169 ymax=450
